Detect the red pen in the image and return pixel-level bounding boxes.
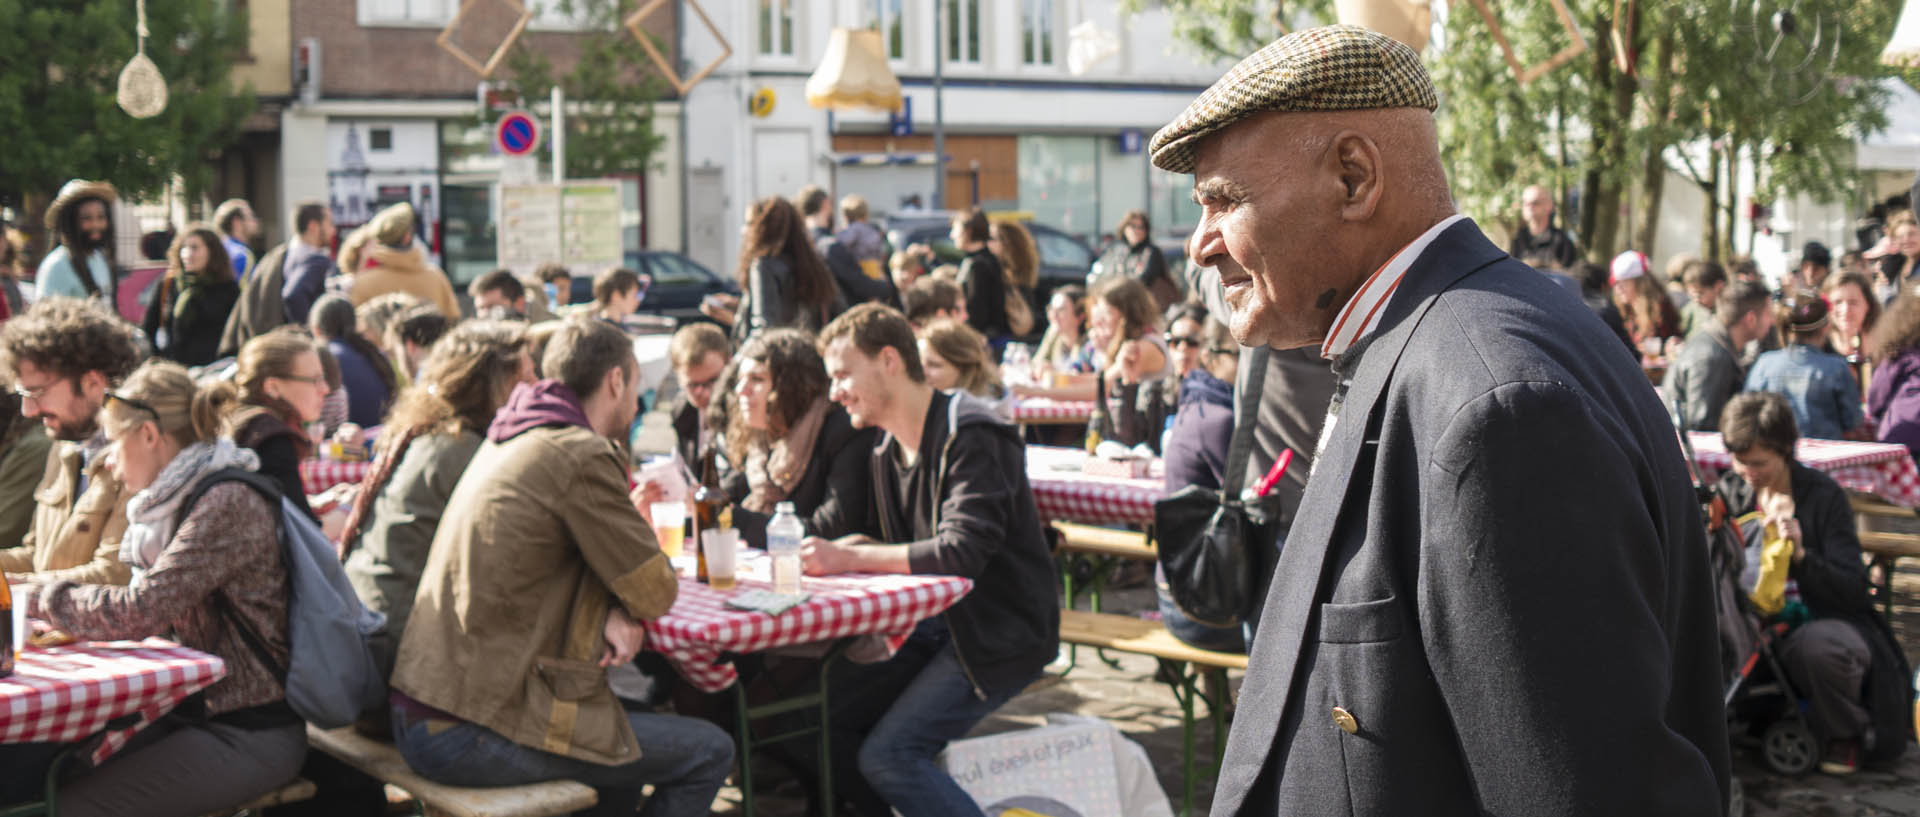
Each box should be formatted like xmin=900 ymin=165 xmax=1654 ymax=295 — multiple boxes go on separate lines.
xmin=1253 ymin=448 xmax=1295 ymax=498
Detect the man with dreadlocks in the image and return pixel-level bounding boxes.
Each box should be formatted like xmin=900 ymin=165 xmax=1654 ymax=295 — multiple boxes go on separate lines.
xmin=36 ymin=180 xmax=121 ymax=303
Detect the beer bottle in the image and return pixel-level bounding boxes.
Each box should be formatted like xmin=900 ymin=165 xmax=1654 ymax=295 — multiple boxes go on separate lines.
xmin=1 ymin=568 xmax=14 ymax=677
xmin=690 ymin=451 xmax=726 ymax=584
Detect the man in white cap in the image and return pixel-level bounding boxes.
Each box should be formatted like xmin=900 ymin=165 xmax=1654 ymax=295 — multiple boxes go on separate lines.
xmin=1152 ymin=25 xmax=1727 ymax=815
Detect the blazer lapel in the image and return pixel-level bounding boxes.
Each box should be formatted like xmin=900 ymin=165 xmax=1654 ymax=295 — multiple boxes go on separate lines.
xmin=1211 ymin=219 xmax=1507 ymax=815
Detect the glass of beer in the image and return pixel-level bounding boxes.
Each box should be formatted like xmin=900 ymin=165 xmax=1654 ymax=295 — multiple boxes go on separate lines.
xmin=650 ymin=502 xmax=686 ymax=559
xmin=702 ymin=528 xmax=739 ymax=590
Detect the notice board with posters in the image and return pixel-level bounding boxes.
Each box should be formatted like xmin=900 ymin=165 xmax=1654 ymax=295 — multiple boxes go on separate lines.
xmin=497 ymin=181 xmax=622 ymax=277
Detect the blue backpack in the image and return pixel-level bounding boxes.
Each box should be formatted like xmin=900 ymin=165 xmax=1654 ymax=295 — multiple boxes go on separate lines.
xmin=179 ymin=468 xmax=388 ymax=728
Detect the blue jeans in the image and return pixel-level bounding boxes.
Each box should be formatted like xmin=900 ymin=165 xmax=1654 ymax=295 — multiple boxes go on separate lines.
xmin=820 ymin=621 xmax=1031 ymax=817
xmin=391 ymin=706 xmax=733 ymax=817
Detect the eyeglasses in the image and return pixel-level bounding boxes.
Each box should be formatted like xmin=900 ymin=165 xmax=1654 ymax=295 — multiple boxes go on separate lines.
xmin=107 ymin=391 xmax=160 ymax=421
xmin=10 ymin=379 xmax=61 ymax=403
xmin=1168 ymin=336 xmax=1204 ymax=348
xmin=273 ymin=374 xmax=327 ymax=387
xmin=684 ymin=373 xmax=722 ymax=392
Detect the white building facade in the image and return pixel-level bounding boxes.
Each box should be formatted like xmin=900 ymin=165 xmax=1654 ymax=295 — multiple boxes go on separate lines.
xmin=678 ymin=0 xmax=1234 ymax=275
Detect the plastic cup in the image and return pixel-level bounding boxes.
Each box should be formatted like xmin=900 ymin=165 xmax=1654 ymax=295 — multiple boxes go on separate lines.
xmin=703 ymin=528 xmax=739 ymax=590
xmin=650 ymin=502 xmax=686 ymax=558
xmin=11 ymin=599 xmax=24 ymax=657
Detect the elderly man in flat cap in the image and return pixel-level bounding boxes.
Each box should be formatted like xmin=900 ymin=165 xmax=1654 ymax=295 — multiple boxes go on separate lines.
xmin=1155 ymin=26 xmax=1728 ymax=816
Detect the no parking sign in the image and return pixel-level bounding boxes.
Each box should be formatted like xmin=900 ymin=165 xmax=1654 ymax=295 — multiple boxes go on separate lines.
xmin=495 ymin=110 xmax=541 ymax=156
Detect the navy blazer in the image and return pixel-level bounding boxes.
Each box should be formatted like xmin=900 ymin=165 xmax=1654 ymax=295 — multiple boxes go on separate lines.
xmin=1214 ymin=219 xmax=1729 ymax=816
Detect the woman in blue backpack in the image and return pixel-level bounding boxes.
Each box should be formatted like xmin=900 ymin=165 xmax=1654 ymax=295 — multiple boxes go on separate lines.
xmin=13 ymin=360 xmax=304 ymax=816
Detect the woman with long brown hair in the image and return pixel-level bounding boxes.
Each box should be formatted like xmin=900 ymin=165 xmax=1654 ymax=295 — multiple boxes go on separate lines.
xmin=202 ymin=327 xmax=331 ymax=520
xmin=919 ymin=318 xmax=1003 ymax=399
xmin=1824 ymin=271 xmax=1882 ymax=391
xmin=989 ymin=219 xmax=1040 ymax=338
xmin=1087 ymin=276 xmax=1171 ymax=448
xmin=1876 ymin=217 xmax=1919 ymax=292
xmin=734 ymin=196 xmax=838 ymax=341
xmin=722 ymin=328 xmax=879 ymax=548
xmin=341 ymin=320 xmax=533 ymax=679
xmin=143 ymin=225 xmax=241 ymax=367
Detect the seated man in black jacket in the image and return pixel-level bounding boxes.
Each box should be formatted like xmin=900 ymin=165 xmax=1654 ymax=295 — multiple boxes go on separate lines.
xmin=1716 ymin=392 xmax=1913 ymax=774
xmin=666 ymin=322 xmax=731 ymax=467
xmin=804 ymin=303 xmax=1059 ymax=817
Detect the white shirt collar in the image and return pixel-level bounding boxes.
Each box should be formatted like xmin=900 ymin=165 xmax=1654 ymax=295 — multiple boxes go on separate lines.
xmin=1319 ymin=214 xmax=1467 ymax=360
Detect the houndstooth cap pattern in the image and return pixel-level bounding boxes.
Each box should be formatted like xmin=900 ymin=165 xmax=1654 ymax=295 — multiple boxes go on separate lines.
xmin=1150 ymin=25 xmax=1437 ymax=174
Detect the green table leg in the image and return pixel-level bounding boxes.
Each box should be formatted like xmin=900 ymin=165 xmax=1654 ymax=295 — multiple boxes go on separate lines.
xmin=729 ymin=642 xmax=847 ymax=817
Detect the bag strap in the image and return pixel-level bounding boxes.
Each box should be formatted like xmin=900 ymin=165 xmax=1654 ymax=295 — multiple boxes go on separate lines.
xmin=175 ymin=468 xmax=290 ymax=681
xmin=1224 ymin=347 xmax=1269 ymax=500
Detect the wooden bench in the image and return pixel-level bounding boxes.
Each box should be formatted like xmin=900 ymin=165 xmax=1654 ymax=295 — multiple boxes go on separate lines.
xmin=306 ymin=726 xmax=597 ymax=817
xmin=210 ymin=778 xmax=316 ymax=815
xmin=1058 ymin=609 xmax=1244 ymax=816
xmin=1055 ymin=522 xmax=1157 ymax=561
xmin=1850 ymin=498 xmax=1920 ymax=617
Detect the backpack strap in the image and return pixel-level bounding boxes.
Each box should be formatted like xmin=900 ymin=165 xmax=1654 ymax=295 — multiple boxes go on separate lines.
xmin=175 ymin=468 xmax=291 ymax=682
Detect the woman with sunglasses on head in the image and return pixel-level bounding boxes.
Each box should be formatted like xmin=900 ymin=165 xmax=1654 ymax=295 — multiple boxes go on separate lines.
xmin=1157 ymin=316 xmax=1249 ymax=652
xmin=12 ymin=361 xmax=305 ymax=816
xmin=202 ymin=327 xmax=331 ymax=520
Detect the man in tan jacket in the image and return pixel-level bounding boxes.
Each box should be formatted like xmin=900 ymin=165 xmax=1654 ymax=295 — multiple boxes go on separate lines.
xmin=390 ymin=318 xmax=731 ymax=816
xmin=0 ymin=297 xmax=145 ymax=584
xmin=347 ymin=202 xmax=461 ymax=319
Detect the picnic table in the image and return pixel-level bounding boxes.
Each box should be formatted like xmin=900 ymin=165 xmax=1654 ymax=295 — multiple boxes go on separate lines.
xmin=1686 ymin=432 xmax=1920 ymax=508
xmin=645 ymin=552 xmax=972 ymax=693
xmin=1026 ymin=445 xmax=1167 ymax=526
xmin=301 ymin=457 xmax=371 ymax=495
xmin=1 ymin=638 xmax=227 ymax=766
xmin=1011 ymin=397 xmax=1096 ymax=426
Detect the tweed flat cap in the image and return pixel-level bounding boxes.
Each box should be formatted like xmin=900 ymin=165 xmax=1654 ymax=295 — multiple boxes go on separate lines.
xmin=1150 ymin=25 xmax=1437 ymax=174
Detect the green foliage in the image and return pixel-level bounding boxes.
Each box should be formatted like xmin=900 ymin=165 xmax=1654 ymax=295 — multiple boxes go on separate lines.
xmin=488 ymin=0 xmax=666 ymax=179
xmin=0 ymin=0 xmax=254 ymax=207
xmin=1135 ymin=0 xmax=1900 ymax=257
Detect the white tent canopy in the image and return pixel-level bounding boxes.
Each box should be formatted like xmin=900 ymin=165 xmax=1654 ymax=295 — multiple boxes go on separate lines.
xmin=1858 ymin=78 xmax=1920 ymax=171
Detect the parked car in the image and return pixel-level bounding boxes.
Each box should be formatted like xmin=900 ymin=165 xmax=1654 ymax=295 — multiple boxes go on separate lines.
xmin=882 ymin=212 xmax=1096 ymax=337
xmin=566 ymin=250 xmax=739 ymax=326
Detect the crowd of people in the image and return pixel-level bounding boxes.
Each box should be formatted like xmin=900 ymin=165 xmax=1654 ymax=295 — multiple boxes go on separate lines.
xmin=0 ymin=48 xmax=1915 ymax=810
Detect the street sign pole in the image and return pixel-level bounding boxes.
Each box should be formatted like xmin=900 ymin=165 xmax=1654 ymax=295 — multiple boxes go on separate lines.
xmin=933 ymin=0 xmax=946 ymax=210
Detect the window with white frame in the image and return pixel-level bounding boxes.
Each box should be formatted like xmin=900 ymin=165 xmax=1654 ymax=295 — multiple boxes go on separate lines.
xmin=1021 ymin=0 xmax=1053 ymax=66
xmin=882 ymin=0 xmax=905 ymax=61
xmin=760 ymin=0 xmax=795 ymax=57
xmin=946 ymin=0 xmax=980 ymax=64
xmin=357 ymin=0 xmax=449 ymax=26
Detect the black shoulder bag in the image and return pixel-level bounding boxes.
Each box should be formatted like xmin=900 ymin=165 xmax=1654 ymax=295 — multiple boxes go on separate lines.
xmin=1151 ymin=357 xmax=1266 ymax=628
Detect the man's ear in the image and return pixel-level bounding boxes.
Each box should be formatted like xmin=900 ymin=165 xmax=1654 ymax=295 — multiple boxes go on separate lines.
xmin=1329 ymin=131 xmax=1385 ymax=223
xmin=602 ymin=361 xmax=628 ymax=401
xmin=78 ymin=370 xmax=108 ymax=400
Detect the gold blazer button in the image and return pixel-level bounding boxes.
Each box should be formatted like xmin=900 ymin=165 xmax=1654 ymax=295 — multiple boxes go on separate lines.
xmin=1332 ymin=707 xmax=1359 ymax=735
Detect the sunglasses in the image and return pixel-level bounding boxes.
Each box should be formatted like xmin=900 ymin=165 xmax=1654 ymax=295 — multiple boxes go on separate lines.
xmin=107 ymin=391 xmax=160 ymax=421
xmin=1168 ymin=336 xmax=1205 ymax=348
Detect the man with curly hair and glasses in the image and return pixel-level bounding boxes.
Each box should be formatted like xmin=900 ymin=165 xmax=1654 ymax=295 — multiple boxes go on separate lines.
xmin=0 ymin=296 xmax=147 ymax=584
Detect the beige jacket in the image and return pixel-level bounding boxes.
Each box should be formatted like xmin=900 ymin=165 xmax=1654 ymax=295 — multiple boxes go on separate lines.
xmin=0 ymin=441 xmax=131 ymax=585
xmin=391 ymin=424 xmax=677 ymax=765
xmin=349 ymin=244 xmax=461 ymax=319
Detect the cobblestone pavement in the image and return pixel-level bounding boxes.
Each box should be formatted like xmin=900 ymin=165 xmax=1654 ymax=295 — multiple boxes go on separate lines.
xmin=635 ymin=413 xmax=1920 ymax=816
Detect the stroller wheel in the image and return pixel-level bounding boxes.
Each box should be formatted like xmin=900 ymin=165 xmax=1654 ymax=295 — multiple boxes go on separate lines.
xmin=1762 ymin=719 xmax=1818 ymax=775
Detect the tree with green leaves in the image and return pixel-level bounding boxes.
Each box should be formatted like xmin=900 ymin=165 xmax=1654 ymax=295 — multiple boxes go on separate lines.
xmin=1127 ymin=0 xmax=1899 ymax=262
xmin=0 ymin=0 xmax=254 ymax=220
xmin=472 ymin=0 xmax=667 ymax=180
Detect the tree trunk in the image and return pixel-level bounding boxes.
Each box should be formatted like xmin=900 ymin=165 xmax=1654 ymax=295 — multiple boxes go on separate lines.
xmin=1580 ymin=12 xmax=1615 ymax=260
xmin=1702 ymin=146 xmax=1721 ymax=262
xmin=1634 ymin=28 xmax=1676 ymax=256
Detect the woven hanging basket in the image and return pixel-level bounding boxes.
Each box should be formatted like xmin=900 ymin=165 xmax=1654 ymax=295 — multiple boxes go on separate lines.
xmin=118 ymin=52 xmax=167 ymax=119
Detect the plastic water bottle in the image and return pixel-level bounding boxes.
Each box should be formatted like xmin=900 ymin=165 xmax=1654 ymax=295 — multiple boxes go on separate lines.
xmin=767 ymin=502 xmax=805 ymax=595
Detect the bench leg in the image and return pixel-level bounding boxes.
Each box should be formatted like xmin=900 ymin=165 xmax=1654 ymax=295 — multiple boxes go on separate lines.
xmin=1875 ymin=555 xmax=1899 ymax=622
xmin=729 ymin=645 xmax=844 ymax=817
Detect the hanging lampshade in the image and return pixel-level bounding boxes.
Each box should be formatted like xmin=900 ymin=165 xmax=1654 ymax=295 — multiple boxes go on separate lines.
xmin=1335 ymin=0 xmax=1432 ymax=52
xmin=806 ymin=28 xmax=902 ymax=113
xmin=1886 ymin=0 xmax=1920 ymax=66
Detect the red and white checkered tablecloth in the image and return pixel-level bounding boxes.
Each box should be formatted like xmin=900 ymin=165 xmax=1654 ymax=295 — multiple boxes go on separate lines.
xmin=301 ymin=458 xmax=371 ymax=495
xmin=1025 ymin=445 xmax=1166 ymax=526
xmin=1687 ymin=432 xmax=1920 ymax=508
xmin=1 ymin=638 xmax=227 ymax=765
xmin=1010 ymin=398 xmax=1095 ymax=425
xmin=646 ymin=553 xmax=972 ymax=693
